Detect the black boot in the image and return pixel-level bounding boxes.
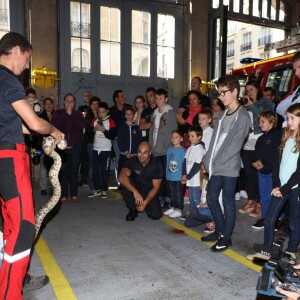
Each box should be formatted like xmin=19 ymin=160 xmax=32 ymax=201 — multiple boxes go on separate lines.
xmin=79 ymin=174 xmax=87 ymax=186
xmin=126 ymin=208 xmax=138 ymax=221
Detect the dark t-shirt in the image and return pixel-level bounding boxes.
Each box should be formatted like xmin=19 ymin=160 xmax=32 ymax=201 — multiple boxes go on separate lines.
xmin=124 ymin=156 xmax=163 ymax=192
xmin=0 ymin=65 xmax=25 ymax=144
xmin=141 ymin=106 xmax=156 ymax=122
xmin=109 ymin=104 xmax=132 ymax=129
xmin=179 ymin=94 xmax=211 ymax=110
xmin=140 ymin=105 xmax=156 ymax=141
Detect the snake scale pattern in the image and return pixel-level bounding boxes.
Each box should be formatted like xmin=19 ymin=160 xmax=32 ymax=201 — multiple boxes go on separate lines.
xmin=34 ymin=136 xmax=67 ymax=238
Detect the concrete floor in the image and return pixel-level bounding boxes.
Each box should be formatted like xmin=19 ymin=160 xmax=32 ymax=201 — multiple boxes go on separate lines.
xmin=23 ymin=174 xmax=288 ymax=300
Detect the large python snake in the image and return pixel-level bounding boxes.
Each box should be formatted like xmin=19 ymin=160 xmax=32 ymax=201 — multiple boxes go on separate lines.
xmin=34 ymin=136 xmax=67 ymax=238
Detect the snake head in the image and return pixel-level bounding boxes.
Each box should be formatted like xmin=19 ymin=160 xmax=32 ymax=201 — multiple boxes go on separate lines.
xmin=57 ymin=139 xmax=67 ymax=150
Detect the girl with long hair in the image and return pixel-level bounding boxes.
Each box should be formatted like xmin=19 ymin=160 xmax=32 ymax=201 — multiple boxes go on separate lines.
xmin=250 ymin=103 xmax=300 ymax=259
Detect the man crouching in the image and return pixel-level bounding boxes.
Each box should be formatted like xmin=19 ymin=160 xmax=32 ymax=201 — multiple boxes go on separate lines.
xmin=119 ymin=142 xmax=163 ymax=221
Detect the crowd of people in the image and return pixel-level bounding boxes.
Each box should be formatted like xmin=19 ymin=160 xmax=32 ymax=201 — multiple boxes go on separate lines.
xmin=26 ymin=51 xmax=300 ymax=255
xmin=0 ymin=30 xmax=300 ymax=299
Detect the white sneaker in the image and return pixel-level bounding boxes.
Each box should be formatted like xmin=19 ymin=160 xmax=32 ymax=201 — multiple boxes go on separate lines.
xmin=235 ymin=192 xmax=241 ymax=200
xmin=240 ymin=190 xmax=248 ymax=199
xmin=169 ymin=210 xmax=182 ymax=218
xmin=88 ymin=190 xmax=101 ymax=198
xmin=164 ymin=208 xmax=175 ymax=216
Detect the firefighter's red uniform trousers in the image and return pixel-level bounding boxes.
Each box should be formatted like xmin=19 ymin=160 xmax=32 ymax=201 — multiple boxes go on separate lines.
xmin=0 ymin=143 xmax=35 ymax=300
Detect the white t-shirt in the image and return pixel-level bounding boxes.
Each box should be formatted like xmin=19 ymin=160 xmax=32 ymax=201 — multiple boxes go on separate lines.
xmin=185 ymin=143 xmax=206 ymax=187
xmin=202 ymin=126 xmax=213 ymax=150
xmin=153 ymin=111 xmax=163 ymax=146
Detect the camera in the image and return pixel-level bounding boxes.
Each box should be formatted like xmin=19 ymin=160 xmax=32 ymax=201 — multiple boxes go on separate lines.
xmin=256 ymin=238 xmax=300 ymax=298
xmin=97 ymin=119 xmax=103 ymax=126
xmin=239 ymin=97 xmax=248 ymax=106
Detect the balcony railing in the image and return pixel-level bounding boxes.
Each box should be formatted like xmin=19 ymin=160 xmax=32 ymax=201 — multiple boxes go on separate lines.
xmin=71 ymin=21 xmax=91 ymax=38
xmin=258 ymin=35 xmax=271 ymax=46
xmin=227 ymin=49 xmax=235 ymax=57
xmin=241 ymin=42 xmax=252 ymax=52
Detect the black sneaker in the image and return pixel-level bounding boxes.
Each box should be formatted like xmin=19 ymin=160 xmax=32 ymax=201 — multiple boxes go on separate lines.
xmin=252 ymin=219 xmax=264 ymax=230
xmin=211 ymin=236 xmax=232 ymax=252
xmin=252 ymin=243 xmax=271 ymax=257
xmin=201 ymin=232 xmax=220 ymax=242
xmin=161 ymin=202 xmax=171 ymax=209
xmin=126 ymin=208 xmax=138 ymax=221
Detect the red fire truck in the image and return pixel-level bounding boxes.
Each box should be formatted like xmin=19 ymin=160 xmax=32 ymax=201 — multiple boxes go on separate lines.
xmin=230 ymin=53 xmax=300 ymax=103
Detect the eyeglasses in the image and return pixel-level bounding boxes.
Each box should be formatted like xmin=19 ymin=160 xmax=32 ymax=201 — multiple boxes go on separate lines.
xmin=217 ymin=89 xmax=232 ymax=97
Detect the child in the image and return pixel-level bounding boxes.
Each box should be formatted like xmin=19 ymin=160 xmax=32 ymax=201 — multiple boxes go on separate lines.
xmin=251 ymin=111 xmax=281 ymax=230
xmin=117 ymin=106 xmax=142 ymax=174
xmin=183 ymin=166 xmax=214 ymax=229
xmin=181 ymin=126 xmax=206 ymax=213
xmin=133 ymin=95 xmax=146 ymax=125
xmin=198 ymin=108 xmax=215 ymax=232
xmin=251 ymin=103 xmax=300 ymax=260
xmin=149 ymin=88 xmax=177 ymax=208
xmin=26 ymin=87 xmax=41 ymax=115
xmin=201 ymin=75 xmax=251 ymax=252
xmin=198 ymin=108 xmax=213 ymax=151
xmin=90 ymin=102 xmax=117 ymax=198
xmin=164 ymin=130 xmax=186 ymax=218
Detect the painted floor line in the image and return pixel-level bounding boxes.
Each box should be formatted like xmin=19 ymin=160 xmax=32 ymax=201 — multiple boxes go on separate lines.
xmin=104 ymin=192 xmax=262 ymax=273
xmin=35 ymin=236 xmax=77 ymax=300
xmin=160 ymin=216 xmax=263 ymax=273
xmin=108 ymin=189 xmax=123 ymax=199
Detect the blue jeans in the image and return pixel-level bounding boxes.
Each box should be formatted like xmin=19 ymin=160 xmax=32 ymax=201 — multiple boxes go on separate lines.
xmin=167 ymin=181 xmax=184 ymax=210
xmin=188 ymin=186 xmax=201 ymax=212
xmin=258 ymin=172 xmax=272 ymax=219
xmin=264 ymin=188 xmax=300 ymax=253
xmin=184 ymin=206 xmax=213 ymax=228
xmin=207 ymin=175 xmax=237 ymax=240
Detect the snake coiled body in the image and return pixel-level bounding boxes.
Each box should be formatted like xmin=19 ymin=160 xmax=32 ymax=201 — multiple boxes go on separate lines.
xmin=34 ymin=136 xmax=67 ymax=238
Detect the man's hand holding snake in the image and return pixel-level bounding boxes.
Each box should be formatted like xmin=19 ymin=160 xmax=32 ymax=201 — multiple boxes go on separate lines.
xmin=50 ymin=126 xmax=65 ymax=145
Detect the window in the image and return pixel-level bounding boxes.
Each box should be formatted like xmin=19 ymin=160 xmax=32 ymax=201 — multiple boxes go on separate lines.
xmin=241 ymin=32 xmax=251 ymax=51
xmin=210 ymin=0 xmax=286 ymax=23
xmin=70 ymin=2 xmax=91 ymax=73
xmin=266 ymin=67 xmax=293 ymax=101
xmin=262 ymin=0 xmax=268 ymax=18
xmin=279 ymin=1 xmax=285 ymax=22
xmin=131 ymin=10 xmax=151 ymax=77
xmin=252 ymin=0 xmax=259 ymax=17
xmin=226 ymin=63 xmax=234 ymax=73
xmin=233 ymin=0 xmax=240 ymax=13
xmin=258 ymin=27 xmax=271 ymax=46
xmin=100 ymin=6 xmax=121 ymax=76
xmin=0 ymin=0 xmax=10 ymax=38
xmin=243 ymin=0 xmax=249 ymax=14
xmin=212 ymin=0 xmax=219 ymax=9
xmin=260 ymin=53 xmax=270 ymax=60
xmin=157 ymin=14 xmax=175 ymax=79
xmin=227 ymin=40 xmax=234 ymax=57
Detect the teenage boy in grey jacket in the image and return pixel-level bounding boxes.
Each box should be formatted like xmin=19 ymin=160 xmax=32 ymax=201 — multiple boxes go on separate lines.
xmin=201 ymin=75 xmax=251 ymax=252
xmin=149 ymin=88 xmax=177 ymax=207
